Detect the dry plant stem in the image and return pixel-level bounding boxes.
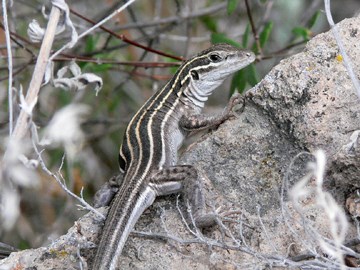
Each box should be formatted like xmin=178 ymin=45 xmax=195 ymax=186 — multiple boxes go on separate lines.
xmin=10 ymin=6 xmax=61 ymax=141
xmin=280 ymin=152 xmax=359 ymax=269
xmin=54 ymin=56 xmax=180 ymax=68
xmin=324 ymin=0 xmax=360 ymax=98
xmin=131 ymin=227 xmax=315 ymax=268
xmin=0 ymin=60 xmax=32 ymax=82
xmin=0 ymin=22 xmax=38 ymax=53
xmin=257 ymin=205 xmax=277 ymax=253
xmin=49 ymin=0 xmax=137 ymax=61
xmin=2 ymin=0 xmax=13 ymax=136
xmin=244 ymin=0 xmax=262 ymax=56
xmin=69 ymin=8 xmax=184 ymax=61
xmin=0 ymin=26 xmax=36 ymax=58
xmin=113 ymin=2 xmax=227 ymax=31
xmin=32 ymin=139 xmax=105 ymax=220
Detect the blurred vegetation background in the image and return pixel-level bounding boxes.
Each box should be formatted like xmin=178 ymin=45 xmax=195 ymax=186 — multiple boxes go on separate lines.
xmin=0 ymin=0 xmax=359 ymax=252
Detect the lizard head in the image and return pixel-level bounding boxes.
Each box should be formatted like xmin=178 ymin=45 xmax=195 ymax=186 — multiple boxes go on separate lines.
xmin=192 ymin=43 xmax=255 ymax=82
xmin=179 ymin=43 xmax=255 ymax=107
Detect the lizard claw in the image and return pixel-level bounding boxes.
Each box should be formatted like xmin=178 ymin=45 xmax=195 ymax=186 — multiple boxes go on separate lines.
xmin=224 ymin=93 xmax=245 ymax=120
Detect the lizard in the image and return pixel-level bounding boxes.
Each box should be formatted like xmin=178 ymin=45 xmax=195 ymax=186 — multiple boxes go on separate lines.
xmin=92 ymin=43 xmax=255 ymax=270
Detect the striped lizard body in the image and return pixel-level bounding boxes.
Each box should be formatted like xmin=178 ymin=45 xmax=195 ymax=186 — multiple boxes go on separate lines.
xmin=92 ymin=43 xmax=255 ymax=270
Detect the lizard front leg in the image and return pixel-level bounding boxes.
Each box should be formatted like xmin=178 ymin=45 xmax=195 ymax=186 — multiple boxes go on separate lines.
xmin=179 ymin=93 xmax=244 ymax=131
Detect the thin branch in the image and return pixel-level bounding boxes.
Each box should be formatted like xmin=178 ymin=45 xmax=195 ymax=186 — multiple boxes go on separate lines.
xmin=80 ymin=22 xmax=180 ymax=58
xmin=0 ymin=59 xmax=33 ymax=82
xmin=53 ymin=56 xmax=181 ymax=68
xmin=68 ymin=8 xmax=184 ymax=61
xmin=32 ymin=138 xmax=105 ymax=220
xmin=261 ymin=40 xmax=307 ymax=60
xmin=244 ymin=0 xmax=262 ymax=55
xmin=2 ymin=0 xmax=13 ymax=136
xmin=126 ymin=4 xmax=149 ymax=38
xmin=8 ymin=5 xmax=61 ymax=143
xmin=49 ymin=0 xmax=138 ymax=61
xmin=107 ymin=67 xmax=172 ymax=81
xmin=0 ymin=21 xmax=181 ymax=70
xmin=324 ymin=0 xmax=360 ymax=99
xmin=175 ymin=195 xmax=197 ymax=236
xmin=281 ymin=151 xmax=360 ymax=269
xmin=131 ymin=226 xmax=341 ymax=269
xmin=0 ymin=21 xmax=39 ymax=51
xmin=257 ymin=205 xmax=278 ymax=253
xmin=112 ymin=2 xmax=227 ymax=31
xmin=0 ymin=22 xmax=36 ymax=58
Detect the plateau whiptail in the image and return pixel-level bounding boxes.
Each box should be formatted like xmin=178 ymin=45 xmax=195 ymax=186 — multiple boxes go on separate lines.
xmin=92 ymin=43 xmax=255 ymax=270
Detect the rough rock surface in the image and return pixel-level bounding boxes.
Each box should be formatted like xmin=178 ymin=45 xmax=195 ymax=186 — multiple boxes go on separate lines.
xmin=1 ymin=15 xmax=360 ymax=270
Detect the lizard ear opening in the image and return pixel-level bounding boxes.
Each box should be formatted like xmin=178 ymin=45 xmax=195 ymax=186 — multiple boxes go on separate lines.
xmin=191 ymin=70 xmax=199 ymax=80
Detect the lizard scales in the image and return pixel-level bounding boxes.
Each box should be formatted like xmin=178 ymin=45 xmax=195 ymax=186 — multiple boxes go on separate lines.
xmin=92 ymin=43 xmax=255 ymax=270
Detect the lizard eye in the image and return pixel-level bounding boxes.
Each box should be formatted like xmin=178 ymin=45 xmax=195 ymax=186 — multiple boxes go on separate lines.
xmin=209 ymin=54 xmax=222 ymax=62
xmin=191 ymin=70 xmax=199 ymax=80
